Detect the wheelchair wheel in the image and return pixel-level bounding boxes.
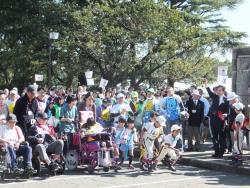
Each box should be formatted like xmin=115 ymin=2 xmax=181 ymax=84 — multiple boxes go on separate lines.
xmin=1 ymin=172 xmax=5 ymax=180
xmin=57 ymin=155 xmax=66 ymax=175
xmin=32 ymin=156 xmax=41 ymax=177
xmin=65 ymin=151 xmax=78 ymax=171
xmin=88 ymin=167 xmax=95 ymax=174
xmin=103 ymin=167 xmax=110 ymax=172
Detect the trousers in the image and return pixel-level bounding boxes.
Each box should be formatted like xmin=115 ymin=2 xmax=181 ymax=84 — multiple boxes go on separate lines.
xmin=187 ymin=125 xmax=200 ymax=149
xmin=34 ymin=140 xmax=64 ymax=161
xmin=142 ymin=137 xmax=154 ymax=159
xmin=234 ymin=131 xmax=243 ymax=155
xmin=155 ymin=146 xmax=176 ymax=162
xmin=7 ymin=145 xmax=32 ymax=168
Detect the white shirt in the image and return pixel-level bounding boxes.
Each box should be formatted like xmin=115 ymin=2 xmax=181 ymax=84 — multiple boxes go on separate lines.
xmin=0 ymin=125 xmax=23 ymax=144
xmin=143 ymin=122 xmax=163 ymax=140
xmin=111 ymin=103 xmax=132 ymax=122
xmin=120 ymin=128 xmax=137 ymax=145
xmin=162 ymin=134 xmax=179 ymax=148
xmin=219 ymin=96 xmax=224 ymax=105
xmin=235 ymin=113 xmax=245 ymax=130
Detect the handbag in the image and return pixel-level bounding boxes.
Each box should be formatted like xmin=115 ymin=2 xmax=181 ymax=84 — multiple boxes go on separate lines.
xmin=135 ymin=114 xmax=142 ymax=127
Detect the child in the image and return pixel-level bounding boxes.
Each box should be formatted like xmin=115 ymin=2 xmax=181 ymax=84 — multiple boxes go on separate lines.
xmin=139 ymin=115 xmax=165 ymax=173
xmin=154 ymin=124 xmax=182 ymax=171
xmin=119 ymin=117 xmax=137 ymax=169
xmin=113 ymin=116 xmax=126 ymax=170
xmin=229 ymin=102 xmax=245 ymax=166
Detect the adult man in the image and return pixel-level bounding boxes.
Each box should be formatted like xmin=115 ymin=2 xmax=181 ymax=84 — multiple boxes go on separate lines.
xmin=186 ymin=90 xmax=204 ymax=151
xmin=161 ymin=87 xmax=183 ymax=134
xmin=13 ymin=85 xmax=39 ymax=133
xmin=204 ymin=78 xmax=229 ymax=158
xmin=198 ymin=89 xmax=210 ymax=144
xmin=0 ymin=114 xmax=33 ymax=173
xmin=5 ymin=90 xmax=18 ymax=113
xmin=26 ymin=112 xmax=63 ymax=170
xmin=36 ymin=87 xmax=49 ymax=113
xmin=141 ymin=88 xmax=160 ymax=124
xmin=0 ymin=91 xmax=9 ymax=125
xmin=111 ymin=93 xmax=133 ymax=125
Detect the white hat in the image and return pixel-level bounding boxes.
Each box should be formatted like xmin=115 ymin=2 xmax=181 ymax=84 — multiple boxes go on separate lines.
xmin=171 ymin=124 xmax=182 ymax=132
xmin=156 ymin=116 xmax=166 ymax=127
xmin=192 ymin=90 xmax=200 ymax=96
xmin=10 ymin=90 xmax=17 ymax=95
xmin=233 ymin=102 xmax=244 ymax=110
xmin=117 ymin=93 xmax=125 ymax=99
xmin=227 ymin=92 xmax=238 ymax=101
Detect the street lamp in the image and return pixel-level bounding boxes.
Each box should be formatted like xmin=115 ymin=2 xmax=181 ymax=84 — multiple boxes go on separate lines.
xmin=48 ymin=32 xmax=59 ymax=89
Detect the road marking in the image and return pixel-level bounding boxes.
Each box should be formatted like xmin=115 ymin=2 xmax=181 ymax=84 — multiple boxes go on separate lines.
xmin=0 ymin=169 xmax=225 ymax=186
xmin=101 ymin=175 xmax=227 ymax=188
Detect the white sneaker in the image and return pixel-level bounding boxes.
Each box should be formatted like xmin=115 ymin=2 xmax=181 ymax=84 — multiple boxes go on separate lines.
xmin=208 ymin=144 xmax=214 ymax=149
xmin=200 ymin=141 xmax=204 ymax=144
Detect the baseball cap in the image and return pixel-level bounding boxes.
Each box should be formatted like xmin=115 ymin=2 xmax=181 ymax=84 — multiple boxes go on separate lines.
xmin=192 ymin=90 xmax=200 ymax=96
xmin=131 ymin=91 xmax=138 ymax=98
xmin=6 ymin=114 xmax=18 ymax=122
xmin=233 ymin=102 xmax=244 ymax=111
xmin=27 ymin=85 xmax=38 ymax=94
xmin=117 ymin=93 xmax=125 ymax=99
xmin=103 ymin=99 xmax=112 ymax=104
xmin=127 ymin=91 xmax=132 ymax=95
xmin=156 ymin=116 xmax=166 ymax=127
xmin=147 ymin=88 xmax=155 ymax=94
xmin=10 ymin=90 xmax=17 ymax=95
xmin=227 ymin=92 xmax=238 ymax=101
xmin=171 ymin=124 xmax=182 ymax=132
xmin=37 ymin=112 xmax=49 ymax=119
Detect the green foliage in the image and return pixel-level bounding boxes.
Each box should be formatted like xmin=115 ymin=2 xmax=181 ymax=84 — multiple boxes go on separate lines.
xmin=0 ymin=0 xmax=247 ymax=91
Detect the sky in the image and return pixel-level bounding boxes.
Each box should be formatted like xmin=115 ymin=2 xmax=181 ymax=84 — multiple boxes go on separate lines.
xmin=219 ymin=0 xmax=250 ymax=61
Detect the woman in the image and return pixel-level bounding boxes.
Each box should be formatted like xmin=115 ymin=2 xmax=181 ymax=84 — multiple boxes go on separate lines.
xmin=77 ymin=92 xmax=96 ymax=123
xmin=60 ymin=95 xmax=78 ymax=154
xmin=51 ymin=96 xmax=64 ymax=136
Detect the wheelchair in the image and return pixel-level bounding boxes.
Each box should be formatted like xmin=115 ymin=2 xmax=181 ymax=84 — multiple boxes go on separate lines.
xmin=32 ymin=152 xmax=65 ymax=176
xmin=0 ymin=143 xmax=35 ymax=180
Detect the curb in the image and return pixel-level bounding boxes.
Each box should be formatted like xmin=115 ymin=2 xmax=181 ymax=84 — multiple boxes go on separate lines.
xmin=180 ymin=157 xmax=250 ymax=177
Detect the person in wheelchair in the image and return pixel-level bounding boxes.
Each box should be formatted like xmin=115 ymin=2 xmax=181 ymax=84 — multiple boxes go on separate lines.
xmin=80 ymin=117 xmax=105 ymax=142
xmin=0 ymin=114 xmax=34 ymax=174
xmin=26 ymin=112 xmax=64 ymax=171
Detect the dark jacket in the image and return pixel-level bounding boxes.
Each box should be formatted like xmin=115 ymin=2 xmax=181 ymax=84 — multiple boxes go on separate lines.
xmin=206 ymin=87 xmax=229 ymax=126
xmin=13 ymin=94 xmax=39 ymax=127
xmin=25 ymin=125 xmax=55 ymax=150
xmin=186 ymin=99 xmax=204 ymax=127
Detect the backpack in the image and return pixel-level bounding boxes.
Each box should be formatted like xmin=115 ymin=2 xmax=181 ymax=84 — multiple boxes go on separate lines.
xmin=165 ymin=98 xmax=180 ymax=121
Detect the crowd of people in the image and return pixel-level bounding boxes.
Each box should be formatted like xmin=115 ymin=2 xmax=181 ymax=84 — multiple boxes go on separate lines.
xmin=0 ymin=79 xmax=250 ymax=175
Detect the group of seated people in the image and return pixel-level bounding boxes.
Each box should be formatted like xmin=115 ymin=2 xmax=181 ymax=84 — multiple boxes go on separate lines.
xmin=0 ymin=113 xmax=63 ymax=174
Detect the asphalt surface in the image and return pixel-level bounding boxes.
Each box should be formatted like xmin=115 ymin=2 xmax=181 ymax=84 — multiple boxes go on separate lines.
xmin=0 ymin=162 xmax=250 ymax=188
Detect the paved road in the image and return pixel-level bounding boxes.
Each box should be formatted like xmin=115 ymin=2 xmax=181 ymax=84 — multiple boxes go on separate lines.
xmin=0 ymin=162 xmax=249 ymax=188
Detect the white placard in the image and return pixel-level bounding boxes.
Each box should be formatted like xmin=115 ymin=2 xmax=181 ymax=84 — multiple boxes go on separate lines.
xmin=85 ymin=71 xmax=93 ymax=79
xmin=218 ymin=75 xmax=228 ymax=85
xmin=35 ymin=74 xmax=43 ymax=81
xmin=87 ymin=78 xmax=94 ymax=85
xmin=100 ymin=78 xmax=108 ymax=87
xmin=218 ymin=66 xmax=228 ymax=76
